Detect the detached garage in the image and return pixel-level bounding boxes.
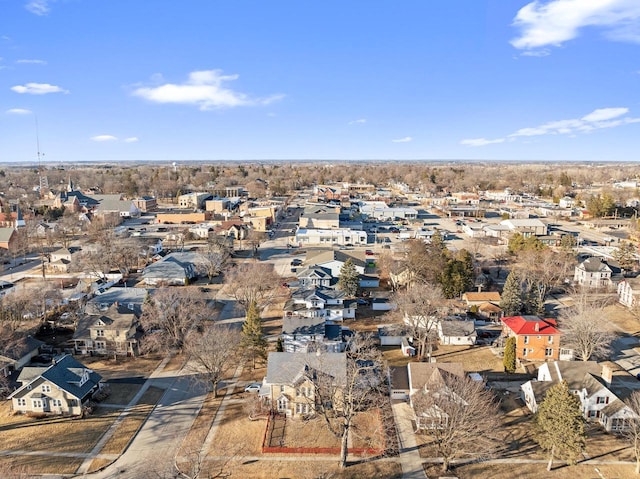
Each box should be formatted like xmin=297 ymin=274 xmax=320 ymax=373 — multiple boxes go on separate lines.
xmin=389 ymin=366 xmax=410 ymax=401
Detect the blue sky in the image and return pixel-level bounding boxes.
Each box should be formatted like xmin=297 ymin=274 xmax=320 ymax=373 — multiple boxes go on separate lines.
xmin=1 ymin=0 xmax=640 ymax=163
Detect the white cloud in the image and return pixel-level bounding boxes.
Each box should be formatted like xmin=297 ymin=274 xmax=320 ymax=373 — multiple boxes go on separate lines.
xmin=581 ymin=107 xmax=628 ymax=122
xmin=132 ymin=69 xmax=284 ymax=110
xmin=25 ymin=0 xmax=53 ymax=16
xmin=5 ymin=108 xmax=32 ymax=115
xmin=511 ymin=0 xmax=640 ymax=51
xmin=16 ymin=59 xmax=47 ymax=65
xmin=11 ymin=82 xmax=68 ymax=95
xmin=520 ymin=49 xmax=551 ymax=57
xmin=348 ymin=118 xmax=367 ymax=125
xmin=462 ymin=106 xmax=640 ymax=146
xmin=460 ymin=138 xmax=506 ymax=147
xmin=124 ymin=137 xmax=139 ymax=143
xmin=91 ymin=135 xmax=118 ymax=142
xmin=391 ymin=136 xmax=413 ymax=143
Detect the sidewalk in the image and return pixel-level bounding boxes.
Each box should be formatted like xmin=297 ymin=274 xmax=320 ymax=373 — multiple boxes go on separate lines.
xmin=391 ymin=401 xmax=427 ymax=479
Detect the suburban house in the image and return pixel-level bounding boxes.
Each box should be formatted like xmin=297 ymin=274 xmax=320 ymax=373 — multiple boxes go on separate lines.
xmin=0 ymin=335 xmax=44 ymax=378
xmin=8 ymin=355 xmax=103 ymax=416
xmin=618 ymin=277 xmax=640 ymax=309
xmin=574 ymin=257 xmax=616 ymax=289
xmin=281 ymin=316 xmax=348 ymax=353
xmin=521 ymin=361 xmax=640 ymax=433
xmin=142 ymin=252 xmax=199 ymax=286
xmin=406 ymin=362 xmax=465 ymax=428
xmin=462 ymin=291 xmax=501 ymax=307
xmin=85 ymin=287 xmax=148 ymax=315
xmin=296 ymin=265 xmax=335 ymax=288
xmin=283 ymin=286 xmax=356 ymax=322
xmin=264 ymin=351 xmax=347 ymax=418
xmin=437 ymin=319 xmax=477 ymax=346
xmin=46 ymin=247 xmax=72 ymax=273
xmin=462 ymin=291 xmax=503 ymax=321
xmin=72 ymin=303 xmax=141 ymax=356
xmin=501 ymin=315 xmax=568 ymax=362
xmin=304 ymin=250 xmax=367 ymax=277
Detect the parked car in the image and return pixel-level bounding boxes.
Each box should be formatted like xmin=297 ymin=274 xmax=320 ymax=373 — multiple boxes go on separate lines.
xmin=291 ymin=258 xmax=302 ymax=266
xmin=365 ymin=250 xmax=374 ymax=256
xmin=244 ymin=383 xmax=262 ymax=393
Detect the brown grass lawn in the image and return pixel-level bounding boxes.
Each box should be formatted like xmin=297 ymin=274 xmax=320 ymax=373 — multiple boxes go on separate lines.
xmin=607 ymin=302 xmax=640 ymax=336
xmin=162 ymin=352 xmax=187 ymax=372
xmin=80 ymin=354 xmax=163 ymax=380
xmin=102 ymin=381 xmax=142 ymax=405
xmin=95 ymin=386 xmax=166 ymax=459
xmin=431 ymin=344 xmax=504 ymax=373
xmin=382 ymin=345 xmax=412 ymax=368
xmin=0 ymin=403 xmax=121 ymax=453
xmin=0 ymin=454 xmax=83 ymax=476
xmin=428 ymin=462 xmax=635 ymax=479
xmin=211 ymin=458 xmax=402 ymax=479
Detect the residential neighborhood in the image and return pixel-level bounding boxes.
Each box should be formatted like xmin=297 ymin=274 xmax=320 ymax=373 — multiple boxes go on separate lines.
xmin=2 ymin=161 xmax=640 ymax=479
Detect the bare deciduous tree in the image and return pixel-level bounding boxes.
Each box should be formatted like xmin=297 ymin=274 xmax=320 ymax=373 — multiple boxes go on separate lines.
xmin=515 ymin=249 xmax=576 ymax=314
xmin=412 ymin=373 xmax=501 ymax=473
xmin=77 ymin=230 xmax=141 ymax=278
xmin=197 ymin=240 xmax=231 ymax=283
xmin=309 ymin=333 xmax=389 ymax=468
xmin=184 ymin=323 xmax=240 ymax=398
xmin=558 ymin=295 xmax=616 ymax=361
xmin=140 ymin=288 xmax=207 ymax=353
xmin=624 ymin=391 xmax=640 ymax=474
xmin=222 ymin=261 xmax=282 ymax=313
xmin=391 ymin=282 xmax=450 ymax=360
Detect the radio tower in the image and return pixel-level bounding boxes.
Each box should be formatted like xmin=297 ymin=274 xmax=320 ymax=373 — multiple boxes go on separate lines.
xmin=35 ymin=116 xmax=48 ymax=195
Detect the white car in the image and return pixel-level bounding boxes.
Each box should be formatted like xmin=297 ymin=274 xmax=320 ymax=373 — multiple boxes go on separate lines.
xmin=244 ymin=383 xmax=262 ymax=393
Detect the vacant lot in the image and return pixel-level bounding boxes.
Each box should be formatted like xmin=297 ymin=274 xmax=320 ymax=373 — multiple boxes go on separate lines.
xmin=80 ymin=355 xmax=162 ymax=380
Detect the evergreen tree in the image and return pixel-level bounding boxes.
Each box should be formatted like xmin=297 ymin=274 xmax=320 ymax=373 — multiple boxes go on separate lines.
xmin=503 ymin=336 xmax=516 ymax=373
xmin=430 ymin=229 xmax=446 ymax=251
xmin=614 ymin=241 xmax=638 ymax=272
xmin=440 ymin=250 xmax=475 ymax=299
xmin=337 ymin=259 xmax=359 ymax=297
xmin=500 ymin=271 xmax=523 ymax=316
xmin=275 ymin=336 xmax=284 ymax=352
xmin=534 ymin=380 xmax=586 ymax=471
xmin=241 ymin=300 xmax=267 ymax=368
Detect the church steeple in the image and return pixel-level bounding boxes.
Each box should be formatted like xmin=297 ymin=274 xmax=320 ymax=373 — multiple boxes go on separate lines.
xmin=67 ymin=176 xmax=75 ymax=193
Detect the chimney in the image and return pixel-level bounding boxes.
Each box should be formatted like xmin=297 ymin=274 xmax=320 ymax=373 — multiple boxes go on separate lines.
xmin=602 ymin=363 xmax=614 ymax=385
xmin=534 ymin=322 xmax=539 ymax=332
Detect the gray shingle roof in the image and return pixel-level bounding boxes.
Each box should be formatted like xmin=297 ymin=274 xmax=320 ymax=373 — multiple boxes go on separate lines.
xmin=10 ymin=355 xmax=102 ymax=401
xmin=265 ymin=352 xmax=346 ymax=386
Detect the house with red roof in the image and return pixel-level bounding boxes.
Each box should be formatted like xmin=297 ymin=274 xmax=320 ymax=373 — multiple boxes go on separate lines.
xmin=501 ymin=315 xmax=568 ymax=362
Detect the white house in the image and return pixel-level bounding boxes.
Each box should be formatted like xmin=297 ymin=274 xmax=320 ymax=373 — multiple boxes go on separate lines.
xmin=437 ymin=320 xmax=477 ymax=346
xmin=283 ymin=286 xmax=356 ymax=322
xmin=574 ymin=257 xmax=613 ymax=288
xmin=500 ymin=218 xmax=548 ymax=237
xmin=618 ymin=277 xmax=640 ymax=309
xmin=521 ymin=361 xmax=640 ymax=433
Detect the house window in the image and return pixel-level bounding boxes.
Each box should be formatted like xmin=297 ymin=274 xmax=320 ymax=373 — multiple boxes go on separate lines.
xmin=42 ymin=384 xmax=51 ymax=393
xmin=588 ymin=410 xmax=599 ymax=418
xmin=280 ymin=385 xmax=285 ymax=393
xmin=596 ymin=396 xmax=609 ymax=405
xmin=51 ymin=399 xmax=62 ymax=407
xmin=522 ymin=348 xmax=528 ymax=357
xmin=545 ymin=348 xmax=553 ymax=357
xmin=95 ymin=341 xmax=106 ymax=350
xmin=96 ymin=329 xmax=105 ymax=337
xmin=17 ymin=398 xmax=26 ymax=406
xmin=548 ymin=336 xmax=553 ymax=344
xmin=32 ymin=399 xmax=43 ymax=408
xmin=523 ymin=336 xmax=529 ymax=345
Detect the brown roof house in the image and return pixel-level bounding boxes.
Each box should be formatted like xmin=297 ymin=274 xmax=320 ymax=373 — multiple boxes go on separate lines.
xmin=72 ymin=303 xmax=141 ymax=357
